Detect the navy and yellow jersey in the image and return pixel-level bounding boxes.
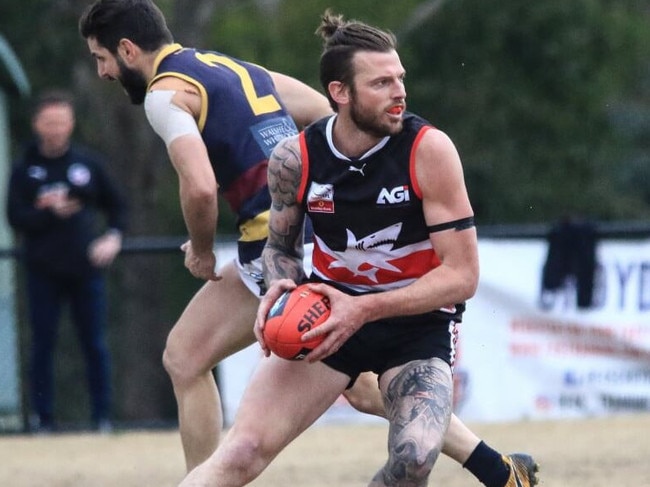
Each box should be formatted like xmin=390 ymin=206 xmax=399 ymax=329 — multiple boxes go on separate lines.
xmin=149 ymin=44 xmax=298 ymax=263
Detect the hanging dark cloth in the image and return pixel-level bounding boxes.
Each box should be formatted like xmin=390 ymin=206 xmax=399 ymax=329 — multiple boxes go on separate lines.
xmin=541 ymin=218 xmax=598 ymax=308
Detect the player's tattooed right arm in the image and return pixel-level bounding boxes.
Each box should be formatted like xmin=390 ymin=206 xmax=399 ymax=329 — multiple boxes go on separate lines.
xmin=263 ymin=135 xmax=306 ymax=286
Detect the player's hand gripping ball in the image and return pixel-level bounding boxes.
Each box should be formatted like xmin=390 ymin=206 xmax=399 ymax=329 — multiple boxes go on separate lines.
xmin=263 ymin=284 xmax=331 ymax=360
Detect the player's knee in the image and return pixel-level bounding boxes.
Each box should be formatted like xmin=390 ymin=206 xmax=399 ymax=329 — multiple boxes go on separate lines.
xmin=387 ymin=444 xmax=441 ymax=485
xmin=162 ymin=338 xmax=203 ymax=385
xmin=218 ymin=433 xmax=269 ymax=482
xmin=162 ymin=345 xmax=182 ymax=382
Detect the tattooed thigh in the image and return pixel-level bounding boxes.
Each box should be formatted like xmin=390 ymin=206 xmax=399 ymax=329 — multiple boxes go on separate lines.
xmin=377 ymin=358 xmax=453 ymax=485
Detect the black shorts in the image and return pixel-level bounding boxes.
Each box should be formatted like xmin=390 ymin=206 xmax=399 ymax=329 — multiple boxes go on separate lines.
xmin=321 ymin=311 xmax=460 ymax=388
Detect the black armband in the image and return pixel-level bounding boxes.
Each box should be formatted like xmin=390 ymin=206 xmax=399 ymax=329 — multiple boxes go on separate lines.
xmin=427 ymin=216 xmax=475 ymax=234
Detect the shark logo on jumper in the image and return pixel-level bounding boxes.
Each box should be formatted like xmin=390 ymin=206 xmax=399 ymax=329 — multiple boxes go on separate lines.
xmin=250 ymin=116 xmax=298 ymax=158
xmin=307 ymin=182 xmax=334 ymax=213
xmin=377 ymin=185 xmax=410 ymax=205
xmin=314 ymin=222 xmax=431 ymax=283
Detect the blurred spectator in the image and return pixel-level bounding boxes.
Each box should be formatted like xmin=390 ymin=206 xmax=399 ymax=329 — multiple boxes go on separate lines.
xmin=6 ymin=89 xmax=127 ymax=433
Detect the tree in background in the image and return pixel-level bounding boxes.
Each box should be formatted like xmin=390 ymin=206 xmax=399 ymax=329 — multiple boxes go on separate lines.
xmin=402 ymin=0 xmax=650 ymax=224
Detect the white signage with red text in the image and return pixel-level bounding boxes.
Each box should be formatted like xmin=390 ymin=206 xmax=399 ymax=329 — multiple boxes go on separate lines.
xmin=219 ymin=239 xmax=650 ymax=425
xmin=456 ymin=239 xmax=650 ymax=422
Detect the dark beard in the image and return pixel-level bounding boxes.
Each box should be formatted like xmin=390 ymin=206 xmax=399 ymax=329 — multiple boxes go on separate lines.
xmin=117 ymin=58 xmax=148 ymax=105
xmin=349 ymin=90 xmax=402 ymax=138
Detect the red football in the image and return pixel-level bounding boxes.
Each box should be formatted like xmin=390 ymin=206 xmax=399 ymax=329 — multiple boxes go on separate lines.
xmin=263 ymin=284 xmax=330 ymax=360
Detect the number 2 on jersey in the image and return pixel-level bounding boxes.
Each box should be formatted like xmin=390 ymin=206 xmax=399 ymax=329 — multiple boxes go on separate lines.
xmin=196 ymin=53 xmax=282 ymax=116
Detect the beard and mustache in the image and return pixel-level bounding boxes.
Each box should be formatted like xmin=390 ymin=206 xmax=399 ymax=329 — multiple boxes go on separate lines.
xmin=348 ymin=86 xmax=404 ymax=138
xmin=116 ymin=57 xmax=149 ymax=105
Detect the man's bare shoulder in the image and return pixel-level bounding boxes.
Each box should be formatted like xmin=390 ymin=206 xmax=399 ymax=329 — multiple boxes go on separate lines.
xmin=413 ymin=125 xmax=466 ymax=199
xmin=418 ymin=126 xmax=456 ymax=153
xmin=414 ymin=126 xmax=462 ymax=169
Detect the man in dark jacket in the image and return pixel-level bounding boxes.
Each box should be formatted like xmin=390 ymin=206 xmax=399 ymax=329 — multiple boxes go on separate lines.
xmin=7 ymin=89 xmax=127 ymax=433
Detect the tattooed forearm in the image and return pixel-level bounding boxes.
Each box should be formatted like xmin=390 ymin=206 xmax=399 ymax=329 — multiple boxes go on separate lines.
xmin=263 ymin=135 xmax=308 ymax=286
xmin=262 ymin=243 xmax=305 ymax=286
xmin=267 ymin=208 xmax=304 ymax=251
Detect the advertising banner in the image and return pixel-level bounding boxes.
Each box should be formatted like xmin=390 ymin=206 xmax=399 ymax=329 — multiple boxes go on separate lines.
xmin=456 ymin=239 xmax=650 ymax=422
xmin=219 ymin=238 xmax=650 ymax=425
